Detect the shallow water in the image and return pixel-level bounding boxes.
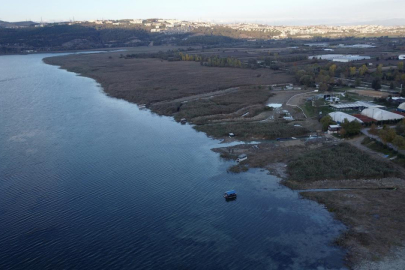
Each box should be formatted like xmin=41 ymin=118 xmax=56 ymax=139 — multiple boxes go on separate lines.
xmin=0 ymin=54 xmax=346 ymax=269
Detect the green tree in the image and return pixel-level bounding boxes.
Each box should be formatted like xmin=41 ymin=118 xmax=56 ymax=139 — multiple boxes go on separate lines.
xmin=372 ymin=78 xmax=382 ymax=90
xmin=299 ymin=75 xmax=314 ymax=87
xmin=320 ymin=115 xmax=334 ymax=131
xmin=398 ymin=62 xmax=404 ymax=71
xmin=359 ymin=65 xmax=368 ymax=76
xmin=349 ymin=67 xmax=357 ymax=76
xmin=319 ymin=82 xmax=329 ymax=92
xmin=329 ymin=64 xmax=337 ymax=77
xmin=376 ymin=64 xmax=383 ymax=75
xmin=341 ymin=119 xmax=362 ymax=137
xmin=396 ymin=119 xmax=405 ymax=135
xmin=379 ymin=126 xmax=397 ymax=143
xmin=393 ymin=135 xmax=405 ymax=149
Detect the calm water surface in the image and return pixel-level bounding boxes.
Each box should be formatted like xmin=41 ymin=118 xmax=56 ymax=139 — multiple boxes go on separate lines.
xmin=0 ymin=54 xmax=346 ymax=269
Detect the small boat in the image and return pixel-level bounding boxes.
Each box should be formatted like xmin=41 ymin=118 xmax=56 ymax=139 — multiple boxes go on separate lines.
xmin=180 ymin=118 xmax=187 ymax=124
xmin=224 ymin=190 xmax=237 ymax=200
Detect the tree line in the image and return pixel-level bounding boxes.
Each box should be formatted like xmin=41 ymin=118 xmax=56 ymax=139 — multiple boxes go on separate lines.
xmin=125 ymin=50 xmax=243 ymax=68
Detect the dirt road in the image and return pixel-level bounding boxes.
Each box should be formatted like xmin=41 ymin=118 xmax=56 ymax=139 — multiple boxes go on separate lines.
xmin=347 ymin=135 xmax=405 ymax=177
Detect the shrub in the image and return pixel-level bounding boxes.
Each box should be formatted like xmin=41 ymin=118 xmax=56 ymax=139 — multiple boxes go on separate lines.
xmin=287 ymin=143 xmax=397 ymax=181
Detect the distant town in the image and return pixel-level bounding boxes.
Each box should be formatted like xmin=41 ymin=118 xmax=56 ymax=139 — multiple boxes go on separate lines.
xmin=3 ymin=18 xmax=405 ymax=39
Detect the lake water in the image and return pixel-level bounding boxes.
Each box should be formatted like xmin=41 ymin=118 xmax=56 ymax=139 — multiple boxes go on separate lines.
xmin=0 ymin=54 xmax=346 ymax=269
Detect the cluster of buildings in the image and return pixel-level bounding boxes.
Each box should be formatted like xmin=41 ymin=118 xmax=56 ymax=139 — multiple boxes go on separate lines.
xmin=18 ymin=19 xmax=405 ymax=38
xmin=308 ymin=54 xmax=371 ymax=62
xmin=326 ymin=101 xmax=405 ymax=134
xmin=225 ymin=24 xmax=405 ymax=39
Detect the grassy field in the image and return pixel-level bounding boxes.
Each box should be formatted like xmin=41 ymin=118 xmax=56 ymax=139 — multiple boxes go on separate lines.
xmin=44 ymin=50 xmax=293 ymax=105
xmin=362 ymin=137 xmax=405 ymax=167
xmin=151 ymin=87 xmax=274 ymax=123
xmin=287 ymin=143 xmax=398 ymax=181
xmin=303 ymin=101 xmax=334 ymax=118
xmin=194 ymin=121 xmax=309 ymax=140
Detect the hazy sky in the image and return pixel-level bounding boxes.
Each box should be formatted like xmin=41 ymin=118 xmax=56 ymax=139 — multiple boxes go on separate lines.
xmin=2 ymin=0 xmax=405 ymax=25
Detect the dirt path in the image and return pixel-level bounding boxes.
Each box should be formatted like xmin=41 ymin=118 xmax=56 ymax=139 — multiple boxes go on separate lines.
xmin=347 ymin=135 xmax=405 ymax=177
xmin=152 ymin=87 xmax=240 ymax=106
xmin=286 ymin=91 xmax=317 ymax=119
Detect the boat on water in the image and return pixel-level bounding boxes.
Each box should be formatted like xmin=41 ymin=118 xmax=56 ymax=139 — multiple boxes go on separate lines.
xmin=224 ymin=190 xmax=237 ymax=200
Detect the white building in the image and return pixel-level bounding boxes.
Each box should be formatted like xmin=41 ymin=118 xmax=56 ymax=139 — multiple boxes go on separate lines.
xmin=328 ymin=112 xmax=363 ymax=124
xmin=130 ymin=19 xmax=143 ymax=24
xmin=361 ymin=108 xmax=404 ymax=121
xmin=399 ymin=55 xmax=405 ymax=60
xmin=309 ymin=54 xmax=371 ymax=62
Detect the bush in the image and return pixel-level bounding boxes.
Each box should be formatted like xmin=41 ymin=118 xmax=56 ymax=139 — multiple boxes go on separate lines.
xmin=340 ymin=119 xmax=362 ymax=137
xmin=287 ymin=143 xmax=397 ymax=181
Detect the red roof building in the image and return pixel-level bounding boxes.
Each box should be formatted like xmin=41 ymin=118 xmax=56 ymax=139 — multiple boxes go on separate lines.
xmin=352 ymin=114 xmax=376 ymax=123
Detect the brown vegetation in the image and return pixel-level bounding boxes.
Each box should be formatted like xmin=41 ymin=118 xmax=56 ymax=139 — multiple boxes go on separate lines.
xmin=44 ymin=50 xmax=293 ymax=106
xmin=195 ymin=121 xmax=309 ymax=140
xmin=302 ymin=187 xmax=405 ymax=267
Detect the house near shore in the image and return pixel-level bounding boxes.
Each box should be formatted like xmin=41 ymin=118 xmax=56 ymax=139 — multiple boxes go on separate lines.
xmin=328 ymin=125 xmax=341 ymax=134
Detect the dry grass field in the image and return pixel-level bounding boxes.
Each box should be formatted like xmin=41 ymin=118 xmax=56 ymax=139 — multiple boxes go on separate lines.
xmin=44 ymin=50 xmax=293 ymax=105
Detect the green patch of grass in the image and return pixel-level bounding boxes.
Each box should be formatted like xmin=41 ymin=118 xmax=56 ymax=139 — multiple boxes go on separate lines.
xmin=194 ymin=122 xmax=309 ymax=140
xmin=303 ymin=101 xmax=333 ymax=118
xmin=362 ymin=137 xmax=405 ymax=167
xmin=287 ymin=143 xmax=398 ymax=182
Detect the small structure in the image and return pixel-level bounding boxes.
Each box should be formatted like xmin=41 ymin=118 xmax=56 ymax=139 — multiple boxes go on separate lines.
xmin=390 ymin=97 xmax=405 ymax=104
xmin=180 ymin=118 xmax=187 ymax=124
xmin=328 ymin=125 xmax=342 ymax=134
xmin=399 ymin=55 xmax=405 ymax=60
xmin=224 ymin=190 xmax=237 ymax=200
xmin=236 ymin=154 xmax=247 ymax=162
xmin=325 ymin=96 xmax=340 ymax=103
xmin=236 ymin=154 xmax=247 ymax=163
xmin=229 ymin=133 xmax=235 ymax=138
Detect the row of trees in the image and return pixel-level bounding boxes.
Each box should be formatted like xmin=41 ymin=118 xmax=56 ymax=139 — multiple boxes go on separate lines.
xmin=125 ymin=50 xmax=243 ymax=68
xmin=177 ymin=52 xmax=243 ymax=68
xmin=370 ymin=122 xmax=405 ymax=150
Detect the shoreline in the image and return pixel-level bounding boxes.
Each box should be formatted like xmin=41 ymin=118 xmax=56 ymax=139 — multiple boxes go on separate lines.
xmin=42 ymin=50 xmax=405 ymax=269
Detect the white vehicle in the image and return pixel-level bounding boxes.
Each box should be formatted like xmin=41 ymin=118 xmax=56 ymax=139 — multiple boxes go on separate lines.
xmin=236 ymin=154 xmax=247 ymax=163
